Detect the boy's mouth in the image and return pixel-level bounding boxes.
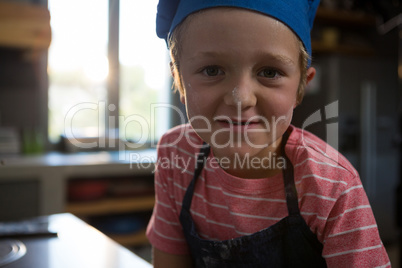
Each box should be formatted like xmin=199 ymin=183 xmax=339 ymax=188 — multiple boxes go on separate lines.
xmin=231 ymin=121 xmax=249 ymax=125
xmin=215 ymin=118 xmax=261 ymax=127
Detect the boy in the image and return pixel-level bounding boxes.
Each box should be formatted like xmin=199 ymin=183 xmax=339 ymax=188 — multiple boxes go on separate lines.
xmin=146 ymin=0 xmax=391 ymax=267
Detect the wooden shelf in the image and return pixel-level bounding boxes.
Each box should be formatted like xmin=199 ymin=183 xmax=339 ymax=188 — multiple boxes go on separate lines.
xmin=315 ymin=7 xmax=377 ymax=27
xmin=312 ymin=41 xmax=375 ymax=56
xmin=312 ymin=7 xmax=378 ymax=56
xmin=66 ymin=195 xmax=154 ymax=247
xmin=0 ymin=1 xmax=51 ymax=50
xmin=110 ymin=229 xmax=149 ymax=247
xmin=66 ymin=196 xmax=155 ymax=216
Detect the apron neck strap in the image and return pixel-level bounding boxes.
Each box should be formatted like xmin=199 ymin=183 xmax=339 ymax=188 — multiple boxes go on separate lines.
xmin=181 ymin=143 xmax=210 ymax=212
xmin=281 ymin=129 xmax=300 ymax=216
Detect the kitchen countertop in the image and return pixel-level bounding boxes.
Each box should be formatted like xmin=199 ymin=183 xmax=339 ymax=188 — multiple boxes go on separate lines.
xmin=0 ymin=213 xmax=153 ymax=268
xmin=0 ymin=149 xmax=157 ymax=168
xmin=0 ymin=150 xmax=157 ymax=220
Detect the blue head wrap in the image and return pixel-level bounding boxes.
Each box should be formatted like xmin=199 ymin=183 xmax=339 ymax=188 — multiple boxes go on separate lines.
xmin=156 ymin=0 xmax=320 ymax=63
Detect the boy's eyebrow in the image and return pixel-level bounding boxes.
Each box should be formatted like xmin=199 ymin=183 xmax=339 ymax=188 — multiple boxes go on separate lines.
xmin=186 ymin=50 xmax=296 ymax=66
xmin=256 ymin=51 xmax=296 ymax=66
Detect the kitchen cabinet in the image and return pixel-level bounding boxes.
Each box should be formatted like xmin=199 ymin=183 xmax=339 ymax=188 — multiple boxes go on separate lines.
xmin=0 ymin=1 xmax=51 ymax=50
xmin=0 ymin=1 xmax=50 ymax=154
xmin=0 ymin=149 xmax=157 ymax=247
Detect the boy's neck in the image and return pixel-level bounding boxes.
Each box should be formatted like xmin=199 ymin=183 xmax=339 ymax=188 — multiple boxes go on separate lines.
xmin=214 ymin=136 xmax=286 ymax=179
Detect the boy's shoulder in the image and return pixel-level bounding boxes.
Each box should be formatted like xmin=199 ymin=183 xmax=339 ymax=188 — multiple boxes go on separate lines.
xmin=286 ymin=125 xmax=358 ymax=180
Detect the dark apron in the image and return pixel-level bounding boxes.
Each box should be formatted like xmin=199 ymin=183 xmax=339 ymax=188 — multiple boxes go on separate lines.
xmin=179 ymin=131 xmax=327 ymax=267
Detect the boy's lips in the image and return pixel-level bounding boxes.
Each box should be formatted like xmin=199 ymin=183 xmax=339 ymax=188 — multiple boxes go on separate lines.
xmin=214 ymin=117 xmax=263 ymax=130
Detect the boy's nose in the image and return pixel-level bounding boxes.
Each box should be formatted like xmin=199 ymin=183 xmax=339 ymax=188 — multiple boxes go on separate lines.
xmin=223 ymin=77 xmax=257 ymax=109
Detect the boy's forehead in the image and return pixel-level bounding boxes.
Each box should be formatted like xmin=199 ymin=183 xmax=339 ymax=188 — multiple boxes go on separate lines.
xmin=181 ymin=8 xmax=299 ymax=47
xmin=180 ymin=9 xmax=300 ymax=65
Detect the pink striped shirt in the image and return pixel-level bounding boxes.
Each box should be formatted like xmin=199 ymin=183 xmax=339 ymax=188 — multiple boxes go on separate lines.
xmin=146 ymin=124 xmax=390 ymax=267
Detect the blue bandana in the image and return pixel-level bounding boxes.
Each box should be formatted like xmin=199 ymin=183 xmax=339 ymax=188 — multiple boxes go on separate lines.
xmin=156 ymin=0 xmax=320 ymax=60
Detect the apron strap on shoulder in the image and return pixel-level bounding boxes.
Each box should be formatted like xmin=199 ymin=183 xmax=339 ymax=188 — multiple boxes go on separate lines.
xmin=181 ymin=143 xmax=210 ymax=211
xmin=281 ymin=130 xmax=300 ymax=216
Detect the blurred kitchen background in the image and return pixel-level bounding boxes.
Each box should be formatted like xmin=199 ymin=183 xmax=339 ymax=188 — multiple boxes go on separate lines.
xmin=0 ymin=0 xmax=401 ymax=266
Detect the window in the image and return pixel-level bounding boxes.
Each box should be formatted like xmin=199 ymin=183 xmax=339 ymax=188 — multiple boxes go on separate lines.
xmin=48 ymin=0 xmax=170 ymax=150
xmin=119 ymin=0 xmax=170 ymax=146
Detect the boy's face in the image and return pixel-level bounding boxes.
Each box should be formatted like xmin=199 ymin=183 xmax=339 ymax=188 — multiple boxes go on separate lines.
xmin=177 ymin=8 xmax=314 ymax=177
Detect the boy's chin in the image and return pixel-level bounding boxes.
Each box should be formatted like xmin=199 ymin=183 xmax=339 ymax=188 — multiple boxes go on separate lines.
xmin=210 ymin=143 xmax=276 ymax=158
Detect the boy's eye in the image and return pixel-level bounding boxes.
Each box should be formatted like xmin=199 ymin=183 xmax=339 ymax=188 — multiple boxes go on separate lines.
xmin=258 ymin=68 xmax=279 ymax=78
xmin=202 ymin=66 xmax=222 ymax=76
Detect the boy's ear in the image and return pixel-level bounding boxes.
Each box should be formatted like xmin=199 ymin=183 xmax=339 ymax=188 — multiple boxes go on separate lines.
xmin=293 ymin=67 xmax=316 ymax=109
xmin=306 ymin=67 xmax=316 ymax=86
xmin=170 ymin=61 xmax=175 ymax=77
xmin=170 ymin=61 xmax=186 ymax=104
xmin=180 ymin=94 xmax=185 ymax=104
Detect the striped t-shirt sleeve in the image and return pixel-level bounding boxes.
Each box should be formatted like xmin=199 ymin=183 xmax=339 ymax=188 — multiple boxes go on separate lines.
xmin=319 ymin=177 xmax=390 ymax=267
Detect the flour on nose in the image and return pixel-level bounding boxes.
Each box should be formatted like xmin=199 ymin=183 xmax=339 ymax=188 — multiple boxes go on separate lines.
xmin=232 ymin=86 xmax=240 ymax=104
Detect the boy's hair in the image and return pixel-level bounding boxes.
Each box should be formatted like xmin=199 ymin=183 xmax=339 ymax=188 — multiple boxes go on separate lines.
xmin=168 ymin=11 xmax=310 ymax=105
